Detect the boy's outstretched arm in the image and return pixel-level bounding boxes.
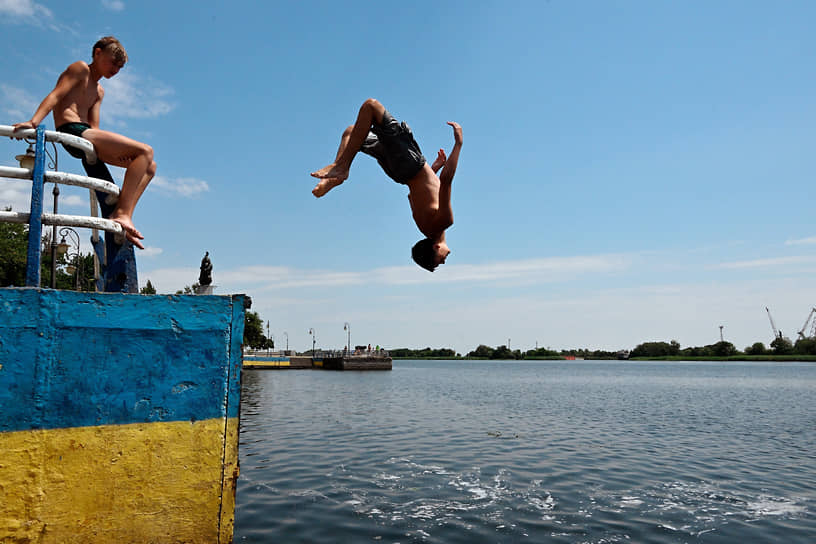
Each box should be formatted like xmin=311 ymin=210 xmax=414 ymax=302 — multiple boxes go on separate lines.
xmin=436 ymin=122 xmax=463 ymax=230
xmin=439 ymin=122 xmax=463 ymax=185
xmin=13 ymin=62 xmax=86 ymax=131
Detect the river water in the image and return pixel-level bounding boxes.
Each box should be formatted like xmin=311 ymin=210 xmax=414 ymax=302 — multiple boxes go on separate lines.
xmin=234 ymin=360 xmax=815 ymax=543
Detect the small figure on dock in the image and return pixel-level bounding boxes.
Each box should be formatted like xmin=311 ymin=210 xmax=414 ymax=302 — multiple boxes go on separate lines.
xmin=199 ymin=251 xmax=213 ymax=286
xmin=13 ymin=36 xmax=156 ymax=250
xmin=311 ymin=98 xmax=463 ymax=272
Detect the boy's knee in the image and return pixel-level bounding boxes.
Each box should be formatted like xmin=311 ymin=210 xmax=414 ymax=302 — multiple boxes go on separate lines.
xmin=143 ymin=144 xmax=154 ymax=160
xmin=147 ymin=160 xmax=157 ymax=177
xmin=362 ymin=98 xmax=381 ymax=111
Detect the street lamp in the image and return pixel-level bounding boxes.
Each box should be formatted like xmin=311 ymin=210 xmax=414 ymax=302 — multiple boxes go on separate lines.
xmin=343 ymin=322 xmax=351 ymax=353
xmin=15 ymin=143 xmax=35 ymax=170
xmin=57 ymin=227 xmax=81 ymax=290
xmin=266 ymin=321 xmax=270 ymax=355
xmin=283 ymin=331 xmax=289 ymax=353
xmin=308 ymin=328 xmax=315 ymax=356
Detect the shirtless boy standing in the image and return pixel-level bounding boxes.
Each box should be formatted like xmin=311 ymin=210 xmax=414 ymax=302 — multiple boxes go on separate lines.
xmin=311 ymin=98 xmax=462 ymax=272
xmin=14 ymin=36 xmax=156 ymax=249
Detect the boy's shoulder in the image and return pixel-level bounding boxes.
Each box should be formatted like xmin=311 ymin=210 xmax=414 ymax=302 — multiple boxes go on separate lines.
xmin=63 ymin=60 xmax=91 ymax=77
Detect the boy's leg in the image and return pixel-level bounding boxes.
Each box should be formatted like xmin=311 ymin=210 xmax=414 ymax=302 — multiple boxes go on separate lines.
xmin=82 ymin=128 xmax=156 ymax=249
xmin=310 ymin=98 xmax=386 ymax=197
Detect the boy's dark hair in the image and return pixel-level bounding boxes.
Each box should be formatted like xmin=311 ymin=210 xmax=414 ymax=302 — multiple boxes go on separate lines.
xmin=411 ymin=238 xmax=436 ymax=272
xmin=93 ymin=36 xmax=128 ymax=65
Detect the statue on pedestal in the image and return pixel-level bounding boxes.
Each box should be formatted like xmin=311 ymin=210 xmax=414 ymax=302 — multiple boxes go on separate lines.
xmin=196 ymin=252 xmax=214 ymax=295
xmin=199 ymin=252 xmax=212 ymax=286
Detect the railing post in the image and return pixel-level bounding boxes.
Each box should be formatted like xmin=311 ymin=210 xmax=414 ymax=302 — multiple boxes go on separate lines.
xmin=25 ymin=125 xmax=46 ymax=287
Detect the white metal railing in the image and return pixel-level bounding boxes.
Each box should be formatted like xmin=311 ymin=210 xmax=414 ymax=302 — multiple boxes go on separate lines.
xmin=2 ymin=124 xmax=128 ymax=287
xmin=0 ymin=125 xmax=97 ymax=164
xmin=0 ymin=166 xmax=120 ymax=204
xmin=0 ymin=124 xmax=121 ymax=235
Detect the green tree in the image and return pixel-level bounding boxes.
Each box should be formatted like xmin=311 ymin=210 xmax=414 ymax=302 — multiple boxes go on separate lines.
xmin=745 ymin=342 xmax=766 ymax=355
xmin=467 ymin=344 xmax=494 ymax=358
xmin=1 ymin=215 xmax=95 ymax=290
xmin=491 ymin=345 xmax=519 ymax=360
xmin=0 ymin=216 xmax=27 ymax=287
xmin=793 ymin=338 xmax=816 ymax=355
xmin=711 ymin=341 xmax=737 ymax=357
xmin=175 ymin=282 xmax=200 ymax=295
xmin=770 ymin=336 xmax=794 ymax=355
xmin=631 ymin=341 xmax=680 ymax=358
xmin=244 ymin=310 xmax=266 ymax=349
xmin=140 ymin=279 xmax=157 ymax=294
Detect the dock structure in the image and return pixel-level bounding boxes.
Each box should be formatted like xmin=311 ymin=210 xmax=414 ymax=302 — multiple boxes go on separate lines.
xmin=243 ymin=350 xmax=392 ymax=370
xmin=243 ymin=354 xmax=314 ymax=369
xmin=0 ymin=289 xmax=245 ymax=544
xmin=320 ymin=353 xmax=392 ymax=370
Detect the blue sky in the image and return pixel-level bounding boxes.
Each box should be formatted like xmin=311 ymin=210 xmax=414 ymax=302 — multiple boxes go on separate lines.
xmin=2 ymin=0 xmax=815 ymax=354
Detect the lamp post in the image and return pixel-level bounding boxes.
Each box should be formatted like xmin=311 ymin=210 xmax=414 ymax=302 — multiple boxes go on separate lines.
xmin=343 ymin=322 xmax=350 ymax=354
xmin=266 ymin=321 xmax=270 ymax=355
xmin=308 ymin=328 xmax=315 ymax=357
xmin=57 ymin=227 xmax=81 ymax=291
xmin=283 ymin=331 xmax=289 ymax=353
xmin=49 ymin=183 xmax=60 ymax=288
xmin=18 ymin=141 xmax=62 ymax=289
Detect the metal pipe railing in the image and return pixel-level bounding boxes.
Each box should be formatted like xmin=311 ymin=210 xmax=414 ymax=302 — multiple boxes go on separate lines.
xmin=1 ymin=125 xmax=124 ymax=287
xmin=0 ymin=124 xmax=97 ymax=164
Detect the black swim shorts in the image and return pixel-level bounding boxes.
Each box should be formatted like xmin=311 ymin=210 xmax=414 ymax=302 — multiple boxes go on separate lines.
xmin=360 ymin=110 xmax=426 ymax=185
xmin=56 ymin=122 xmax=91 ymax=160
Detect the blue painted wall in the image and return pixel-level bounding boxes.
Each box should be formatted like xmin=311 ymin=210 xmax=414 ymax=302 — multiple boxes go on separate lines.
xmin=0 ymin=289 xmax=245 ymax=432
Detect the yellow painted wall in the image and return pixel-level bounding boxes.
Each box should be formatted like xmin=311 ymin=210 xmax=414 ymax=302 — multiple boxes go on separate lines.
xmin=0 ymin=417 xmax=239 ymax=544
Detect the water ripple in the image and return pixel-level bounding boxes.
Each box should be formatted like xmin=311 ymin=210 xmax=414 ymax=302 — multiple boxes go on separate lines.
xmin=235 ymin=361 xmax=816 ymax=543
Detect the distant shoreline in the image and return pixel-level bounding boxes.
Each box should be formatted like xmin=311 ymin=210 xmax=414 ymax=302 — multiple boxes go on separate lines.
xmin=392 ymin=355 xmax=816 ymax=362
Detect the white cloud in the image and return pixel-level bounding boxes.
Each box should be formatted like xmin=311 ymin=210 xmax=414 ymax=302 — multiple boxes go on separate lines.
xmin=102 ymin=72 xmax=174 ymax=122
xmin=140 ymin=246 xmax=163 ymax=258
xmin=150 ymin=176 xmax=210 ymax=198
xmin=0 ymin=0 xmax=51 ymax=18
xmin=785 ymin=236 xmax=816 ymax=246
xmin=58 ymin=193 xmax=84 ymax=208
xmin=149 ymin=253 xmax=632 ymax=293
xmin=136 ymin=249 xmax=816 ymax=353
xmin=0 ymin=84 xmax=37 ymax=119
xmin=0 ymin=179 xmax=32 ymax=212
xmin=711 ymin=256 xmax=816 ymax=269
xmin=101 ymin=0 xmax=125 ymax=11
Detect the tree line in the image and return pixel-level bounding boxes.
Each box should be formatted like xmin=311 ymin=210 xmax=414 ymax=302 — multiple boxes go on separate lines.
xmin=390 ymin=345 xmax=624 ymax=360
xmin=390 ymin=337 xmax=816 ymax=360
xmin=630 ymin=337 xmax=816 ymax=357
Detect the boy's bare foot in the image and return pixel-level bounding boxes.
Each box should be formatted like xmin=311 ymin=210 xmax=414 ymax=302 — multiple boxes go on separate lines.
xmin=124 ymin=230 xmax=145 ymax=250
xmin=310 ymin=162 xmax=349 ymax=182
xmin=312 ymin=177 xmax=344 ymax=198
xmin=109 ymin=213 xmax=145 ymax=250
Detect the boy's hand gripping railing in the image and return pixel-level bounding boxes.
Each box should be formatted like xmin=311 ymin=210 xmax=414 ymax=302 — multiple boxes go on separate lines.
xmin=0 ymin=124 xmax=126 ymax=288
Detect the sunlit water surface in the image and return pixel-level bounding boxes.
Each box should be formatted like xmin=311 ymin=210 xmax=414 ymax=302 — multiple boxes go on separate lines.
xmin=235 ymin=360 xmax=815 ymax=543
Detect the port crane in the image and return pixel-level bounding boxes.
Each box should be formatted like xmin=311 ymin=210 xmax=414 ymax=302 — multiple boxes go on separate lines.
xmin=797 ymin=307 xmax=816 ymax=340
xmin=765 ymin=307 xmax=783 ymax=341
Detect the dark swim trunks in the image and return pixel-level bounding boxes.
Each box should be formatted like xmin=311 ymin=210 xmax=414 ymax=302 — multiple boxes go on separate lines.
xmin=56 ymin=122 xmax=92 ymax=159
xmin=360 ymin=110 xmax=426 ymax=185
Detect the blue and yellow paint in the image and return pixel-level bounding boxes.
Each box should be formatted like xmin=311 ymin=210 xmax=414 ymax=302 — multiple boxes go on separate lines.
xmin=0 ymin=288 xmax=244 ymax=543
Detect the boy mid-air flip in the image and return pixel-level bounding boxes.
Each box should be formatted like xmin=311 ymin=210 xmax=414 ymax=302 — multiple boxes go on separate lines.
xmin=14 ymin=36 xmax=156 ymax=250
xmin=311 ymin=98 xmax=462 ymax=272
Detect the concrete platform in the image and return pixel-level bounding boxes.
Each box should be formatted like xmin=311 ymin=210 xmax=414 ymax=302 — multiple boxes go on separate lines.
xmin=320 ymin=355 xmax=392 ymax=371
